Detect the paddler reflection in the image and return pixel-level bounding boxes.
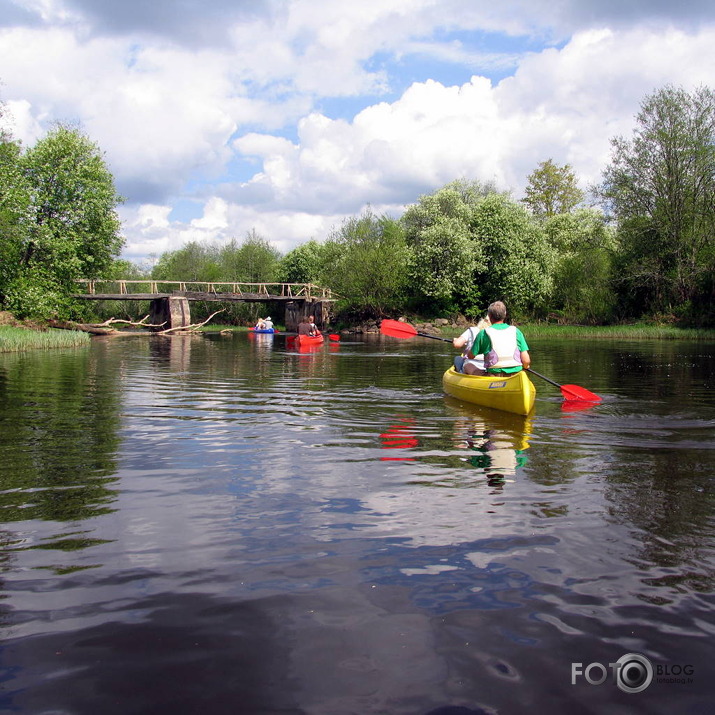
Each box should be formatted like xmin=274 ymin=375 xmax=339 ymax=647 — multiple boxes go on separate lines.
xmin=449 ymin=402 xmax=532 ymax=489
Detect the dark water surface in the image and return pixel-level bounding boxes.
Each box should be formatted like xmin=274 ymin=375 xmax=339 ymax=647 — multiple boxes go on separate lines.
xmin=1 ymin=332 xmax=713 ymax=714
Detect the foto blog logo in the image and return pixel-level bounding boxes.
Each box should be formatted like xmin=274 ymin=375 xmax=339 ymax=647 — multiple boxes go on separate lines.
xmin=571 ymin=653 xmax=654 ymax=693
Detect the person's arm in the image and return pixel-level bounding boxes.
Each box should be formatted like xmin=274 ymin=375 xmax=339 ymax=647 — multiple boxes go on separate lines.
xmin=516 ymin=329 xmax=530 ymax=369
xmin=453 ymin=327 xmax=474 ymax=352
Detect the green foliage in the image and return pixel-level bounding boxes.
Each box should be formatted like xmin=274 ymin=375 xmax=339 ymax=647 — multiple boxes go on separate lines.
xmin=218 ymin=230 xmax=280 ymax=282
xmin=471 ymin=194 xmax=556 ymax=317
xmin=402 ymin=182 xmax=485 ymax=311
xmin=544 ymin=209 xmax=616 ymax=323
xmin=600 ymin=85 xmax=715 ymax=320
xmin=321 ymin=209 xmax=410 ymax=316
xmin=152 ymin=241 xmax=221 ymax=281
xmin=523 ymin=159 xmax=584 ymax=217
xmin=3 ymin=265 xmax=82 ymax=321
xmin=0 ymin=123 xmax=124 ymax=320
xmin=22 ymin=124 xmax=124 ymax=279
xmin=152 ymin=232 xmax=280 ymax=284
xmin=278 ymin=239 xmax=325 ymax=283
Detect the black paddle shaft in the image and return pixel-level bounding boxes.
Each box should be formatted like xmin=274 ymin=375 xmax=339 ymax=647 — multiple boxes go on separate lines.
xmin=416 ymin=331 xmax=452 ymax=343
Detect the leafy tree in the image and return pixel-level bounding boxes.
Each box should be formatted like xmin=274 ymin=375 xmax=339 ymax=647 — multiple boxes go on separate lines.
xmin=1 ymin=123 xmax=124 ymax=319
xmin=402 ymin=180 xmax=554 ymax=317
xmin=219 ymin=229 xmax=280 ymax=283
xmin=0 ymin=136 xmax=30 ymax=303
xmin=278 ymin=239 xmax=325 ymax=283
xmin=402 ymin=181 xmax=487 ymax=313
xmin=105 ymin=258 xmax=149 ymax=280
xmin=321 ymin=209 xmax=409 ymax=316
xmin=471 ymin=193 xmax=555 ymax=317
xmin=544 ymin=209 xmax=616 ymax=323
xmin=152 ymin=241 xmax=222 ymax=281
xmin=599 ymin=85 xmax=715 ymax=319
xmin=523 ymin=159 xmax=584 ymax=218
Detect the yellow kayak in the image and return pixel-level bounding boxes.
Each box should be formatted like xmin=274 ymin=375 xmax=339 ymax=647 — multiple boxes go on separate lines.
xmin=442 ymin=366 xmax=536 ymax=415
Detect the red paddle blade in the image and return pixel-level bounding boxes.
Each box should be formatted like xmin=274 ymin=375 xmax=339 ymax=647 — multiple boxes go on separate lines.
xmin=560 ymin=384 xmax=601 ymax=402
xmin=380 ymin=319 xmax=418 ymax=339
xmin=329 ymin=334 xmax=340 ymax=342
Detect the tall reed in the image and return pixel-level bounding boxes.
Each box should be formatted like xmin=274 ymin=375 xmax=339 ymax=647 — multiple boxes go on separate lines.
xmin=0 ymin=327 xmax=91 ymax=352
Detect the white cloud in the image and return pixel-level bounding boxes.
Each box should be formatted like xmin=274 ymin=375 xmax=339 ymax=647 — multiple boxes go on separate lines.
xmin=2 ymin=1 xmax=714 ymax=261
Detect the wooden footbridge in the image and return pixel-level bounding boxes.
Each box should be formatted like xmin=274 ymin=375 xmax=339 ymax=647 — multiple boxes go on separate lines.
xmin=74 ymin=280 xmax=335 ymax=331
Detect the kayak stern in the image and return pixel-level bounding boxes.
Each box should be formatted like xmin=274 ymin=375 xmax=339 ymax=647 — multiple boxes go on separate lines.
xmin=442 ymin=367 xmax=536 ymax=415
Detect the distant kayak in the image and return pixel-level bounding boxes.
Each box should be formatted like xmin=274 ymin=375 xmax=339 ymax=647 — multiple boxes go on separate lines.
xmin=297 ymin=333 xmax=324 ymax=347
xmin=249 ymin=327 xmax=275 ymax=334
xmin=287 ymin=334 xmax=324 ymax=350
xmin=442 ymin=366 xmax=535 ymax=416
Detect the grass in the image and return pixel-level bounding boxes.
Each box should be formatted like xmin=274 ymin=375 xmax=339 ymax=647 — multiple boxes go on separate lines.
xmin=0 ymin=326 xmax=91 ymax=352
xmin=439 ymin=322 xmax=715 ymax=341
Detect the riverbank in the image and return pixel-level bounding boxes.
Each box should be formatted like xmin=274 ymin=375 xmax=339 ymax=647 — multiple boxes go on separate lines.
xmin=3 ymin=314 xmax=712 ymax=353
xmin=343 ymin=317 xmax=715 ymax=341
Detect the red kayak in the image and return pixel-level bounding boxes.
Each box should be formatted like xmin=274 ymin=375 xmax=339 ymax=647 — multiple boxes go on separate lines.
xmin=297 ymin=333 xmax=324 ymax=347
xmin=287 ymin=334 xmax=324 ymax=351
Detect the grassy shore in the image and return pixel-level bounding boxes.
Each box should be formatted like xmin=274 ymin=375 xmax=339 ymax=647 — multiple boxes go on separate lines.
xmin=440 ymin=322 xmax=714 ymax=341
xmin=0 ymin=326 xmax=91 ymax=352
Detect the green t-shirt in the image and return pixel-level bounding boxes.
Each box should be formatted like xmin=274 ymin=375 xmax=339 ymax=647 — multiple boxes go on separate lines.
xmin=473 ymin=323 xmax=529 ymax=374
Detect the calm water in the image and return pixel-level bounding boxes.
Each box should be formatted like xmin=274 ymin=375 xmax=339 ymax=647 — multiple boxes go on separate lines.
xmin=0 ymin=332 xmax=713 ymax=714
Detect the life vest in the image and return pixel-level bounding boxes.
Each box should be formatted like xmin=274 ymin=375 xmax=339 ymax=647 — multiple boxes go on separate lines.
xmin=484 ymin=326 xmax=522 ymax=369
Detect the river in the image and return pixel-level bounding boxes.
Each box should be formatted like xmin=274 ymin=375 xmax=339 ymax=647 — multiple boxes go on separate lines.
xmin=0 ymin=331 xmax=713 ymax=714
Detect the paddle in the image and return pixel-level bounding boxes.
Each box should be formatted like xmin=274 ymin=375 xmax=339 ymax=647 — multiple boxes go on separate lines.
xmin=380 ymin=318 xmax=601 ymax=403
xmin=380 ymin=319 xmax=452 ymax=343
xmin=525 ymin=369 xmax=600 ymax=402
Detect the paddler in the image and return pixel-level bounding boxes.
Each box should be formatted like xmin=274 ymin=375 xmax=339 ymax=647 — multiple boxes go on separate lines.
xmin=468 ymin=301 xmax=531 ymax=376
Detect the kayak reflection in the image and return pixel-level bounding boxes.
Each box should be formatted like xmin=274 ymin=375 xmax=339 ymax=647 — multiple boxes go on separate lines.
xmin=448 ymin=402 xmax=532 ymax=489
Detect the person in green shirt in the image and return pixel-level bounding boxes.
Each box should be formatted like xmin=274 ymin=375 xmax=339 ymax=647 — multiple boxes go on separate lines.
xmin=471 ymin=301 xmax=531 ymax=376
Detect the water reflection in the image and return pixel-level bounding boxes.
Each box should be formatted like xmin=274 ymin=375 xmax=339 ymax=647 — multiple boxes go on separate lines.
xmin=0 ymin=349 xmax=121 ymax=526
xmin=0 ymin=346 xmax=123 ymax=576
xmin=380 ymin=416 xmax=418 ymax=460
xmin=449 ymin=403 xmax=531 ymax=490
xmin=0 ymin=334 xmax=712 ymax=713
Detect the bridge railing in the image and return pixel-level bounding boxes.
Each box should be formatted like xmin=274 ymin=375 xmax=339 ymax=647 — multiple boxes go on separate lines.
xmin=76 ymin=279 xmax=334 ymax=299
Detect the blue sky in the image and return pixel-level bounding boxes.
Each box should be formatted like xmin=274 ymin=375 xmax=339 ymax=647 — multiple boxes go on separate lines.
xmin=1 ymin=0 xmax=714 ymax=263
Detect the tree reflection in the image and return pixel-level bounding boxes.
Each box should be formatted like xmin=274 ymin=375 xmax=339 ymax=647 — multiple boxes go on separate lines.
xmin=0 ymin=347 xmax=121 ymax=526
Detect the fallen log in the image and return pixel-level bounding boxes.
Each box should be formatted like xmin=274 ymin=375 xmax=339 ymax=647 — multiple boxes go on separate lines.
xmin=48 ymin=319 xmax=119 ymax=335
xmin=156 ymin=309 xmax=225 ymax=334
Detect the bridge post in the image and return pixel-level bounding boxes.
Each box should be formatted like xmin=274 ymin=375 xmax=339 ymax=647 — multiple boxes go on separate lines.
xmin=149 ymin=296 xmax=191 ymax=331
xmin=285 ymin=299 xmax=331 ymax=331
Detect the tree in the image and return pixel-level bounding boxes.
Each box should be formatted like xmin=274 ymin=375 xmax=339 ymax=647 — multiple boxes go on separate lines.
xmin=1 ymin=124 xmax=124 ymax=319
xmin=599 ymin=85 xmax=715 ymax=319
xmin=402 ymin=181 xmax=487 ymax=314
xmin=523 ymin=159 xmax=584 ymax=218
xmin=321 ymin=209 xmax=409 ymax=316
xmin=278 ymin=240 xmax=325 ymax=283
xmin=219 ymin=230 xmax=280 ymax=283
xmin=152 ymin=241 xmax=221 ymax=281
xmin=402 ymin=180 xmax=554 ymax=317
xmin=544 ymin=209 xmax=617 ymax=323
xmin=471 ymin=193 xmax=555 ymax=317
xmin=0 ymin=136 xmax=30 ymax=304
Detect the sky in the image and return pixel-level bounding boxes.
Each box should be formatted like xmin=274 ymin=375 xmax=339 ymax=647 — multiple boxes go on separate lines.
xmin=1 ymin=0 xmax=714 ymax=265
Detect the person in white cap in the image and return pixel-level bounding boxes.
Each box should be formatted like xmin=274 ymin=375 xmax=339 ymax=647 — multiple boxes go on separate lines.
xmin=263 ymin=316 xmax=274 ymax=330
